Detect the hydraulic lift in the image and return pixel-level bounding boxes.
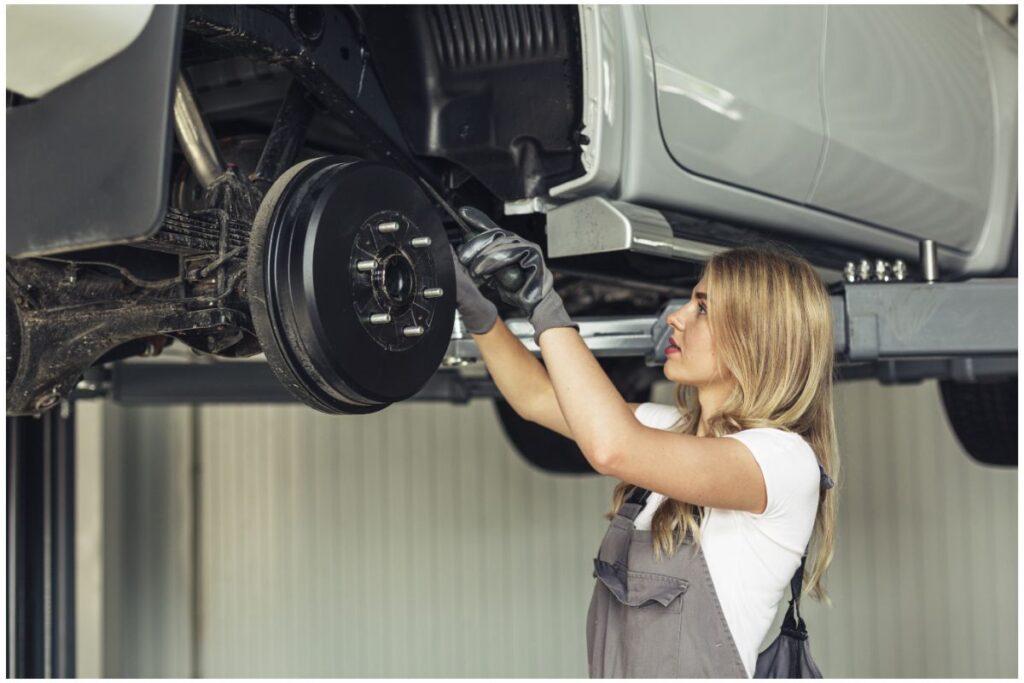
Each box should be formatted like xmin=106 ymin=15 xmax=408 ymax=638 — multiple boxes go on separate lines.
xmin=69 ymin=278 xmax=1018 ymax=404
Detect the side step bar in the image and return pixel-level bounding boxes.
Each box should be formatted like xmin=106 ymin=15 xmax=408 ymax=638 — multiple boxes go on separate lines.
xmin=544 ymin=197 xmax=850 ymax=283
xmin=546 ymin=197 xmax=729 ymax=263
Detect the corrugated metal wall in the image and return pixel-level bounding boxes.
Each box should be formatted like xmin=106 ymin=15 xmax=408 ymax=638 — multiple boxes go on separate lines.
xmin=93 ymin=379 xmax=1017 ymax=677
xmin=99 ymin=404 xmax=196 ymax=677
xmin=196 ymin=399 xmax=618 ymax=677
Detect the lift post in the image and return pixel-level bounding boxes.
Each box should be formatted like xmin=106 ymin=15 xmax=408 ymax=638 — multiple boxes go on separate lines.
xmin=7 ymin=404 xmax=76 ymax=678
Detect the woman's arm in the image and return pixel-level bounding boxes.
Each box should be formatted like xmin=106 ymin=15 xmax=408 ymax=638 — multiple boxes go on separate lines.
xmin=457 ymin=214 xmax=766 ymax=509
xmin=539 ymin=327 xmax=767 ymax=512
xmin=474 ymin=319 xmax=642 ymax=438
xmin=472 ymin=317 xmax=573 ymax=438
xmin=537 ymin=327 xmax=638 ymax=467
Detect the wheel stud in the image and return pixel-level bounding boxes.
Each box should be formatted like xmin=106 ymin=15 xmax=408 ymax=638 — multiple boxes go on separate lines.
xmin=422 ymin=287 xmax=443 ymax=299
xmin=402 ymin=326 xmax=425 ymax=337
xmin=356 ymin=259 xmax=377 ymax=272
xmin=369 ymin=313 xmax=391 ymax=325
xmin=377 ymin=221 xmax=399 ymax=234
xmin=410 ymin=236 xmax=432 ymax=248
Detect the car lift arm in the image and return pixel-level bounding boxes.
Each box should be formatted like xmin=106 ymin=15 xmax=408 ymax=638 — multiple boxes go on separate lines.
xmin=73 ymin=278 xmax=1017 ymax=405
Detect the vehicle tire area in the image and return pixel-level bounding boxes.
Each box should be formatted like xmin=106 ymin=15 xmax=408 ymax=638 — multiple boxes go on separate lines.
xmin=938 ymin=376 xmax=1018 ymax=467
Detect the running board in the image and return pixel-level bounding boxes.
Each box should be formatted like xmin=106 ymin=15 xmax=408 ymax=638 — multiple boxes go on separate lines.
xmin=545 ymin=197 xmax=728 ymax=262
xmin=543 ymin=197 xmax=852 ymax=284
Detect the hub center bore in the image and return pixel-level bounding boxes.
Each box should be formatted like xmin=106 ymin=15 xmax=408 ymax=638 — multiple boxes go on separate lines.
xmin=374 ymin=247 xmax=417 ymax=310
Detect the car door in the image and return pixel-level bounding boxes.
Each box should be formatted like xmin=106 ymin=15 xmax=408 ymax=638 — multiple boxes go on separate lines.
xmin=644 ymin=5 xmax=827 ymax=205
xmin=807 ymin=5 xmax=998 ymax=251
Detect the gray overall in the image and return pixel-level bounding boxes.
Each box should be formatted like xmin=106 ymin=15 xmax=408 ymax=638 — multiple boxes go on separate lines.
xmin=586 ymin=487 xmax=749 ymax=678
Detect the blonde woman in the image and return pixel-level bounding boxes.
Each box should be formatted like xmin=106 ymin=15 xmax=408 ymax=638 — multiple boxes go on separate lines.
xmin=452 ymin=207 xmax=839 ymax=678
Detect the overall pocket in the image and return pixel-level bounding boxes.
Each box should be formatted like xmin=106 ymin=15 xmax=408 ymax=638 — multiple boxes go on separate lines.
xmin=594 ymin=559 xmax=689 ymax=612
xmin=608 ymin=567 xmax=689 ymax=677
xmin=622 ymin=568 xmax=688 ymax=613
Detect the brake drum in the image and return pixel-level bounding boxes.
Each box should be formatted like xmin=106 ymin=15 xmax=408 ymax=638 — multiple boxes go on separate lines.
xmin=247 ymin=157 xmax=456 ymax=414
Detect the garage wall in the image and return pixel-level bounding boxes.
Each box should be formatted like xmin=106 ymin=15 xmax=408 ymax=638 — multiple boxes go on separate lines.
xmin=195 ymin=398 xmax=621 ymax=677
xmin=95 ymin=404 xmax=196 ymax=677
xmin=90 ymin=378 xmax=1017 ymax=677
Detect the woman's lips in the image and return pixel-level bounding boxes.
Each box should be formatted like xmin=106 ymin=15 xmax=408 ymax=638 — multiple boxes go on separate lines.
xmin=666 ymin=339 xmax=681 ymax=355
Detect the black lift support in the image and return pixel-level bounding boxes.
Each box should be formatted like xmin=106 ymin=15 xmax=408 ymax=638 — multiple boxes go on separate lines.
xmin=7 ymin=405 xmax=76 ymax=678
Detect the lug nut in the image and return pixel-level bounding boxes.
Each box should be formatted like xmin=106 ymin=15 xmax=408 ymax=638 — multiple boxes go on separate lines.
xmin=892 ymin=259 xmax=907 ymax=281
xmin=369 ymin=313 xmax=391 ymax=325
xmin=857 ymin=259 xmax=872 ymax=282
xmin=874 ymin=259 xmax=891 ymax=282
xmin=422 ymin=287 xmax=444 ymax=299
xmin=402 ymin=326 xmax=425 ymax=337
xmin=377 ymin=221 xmax=399 ymax=234
xmin=843 ymin=262 xmax=857 ymax=283
xmin=356 ymin=260 xmax=376 ymax=272
xmin=410 ymin=236 xmax=432 ymax=248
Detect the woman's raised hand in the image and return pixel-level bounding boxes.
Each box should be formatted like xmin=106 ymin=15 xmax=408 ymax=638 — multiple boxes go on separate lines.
xmin=450 ymin=244 xmax=499 ymax=334
xmin=454 ymin=206 xmax=577 ymax=343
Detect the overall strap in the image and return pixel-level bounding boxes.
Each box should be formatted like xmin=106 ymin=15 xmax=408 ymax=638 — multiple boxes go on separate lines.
xmin=616 ymin=486 xmax=651 ymax=522
xmin=788 ymin=463 xmax=833 ymax=624
xmin=626 ymin=486 xmax=651 ymax=506
xmin=618 ymin=487 xmax=704 ymax=527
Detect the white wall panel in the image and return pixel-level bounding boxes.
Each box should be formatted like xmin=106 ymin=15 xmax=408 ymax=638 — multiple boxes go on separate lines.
xmin=786 ymin=380 xmax=1017 ymax=678
xmin=74 ymin=400 xmax=105 ymax=678
xmin=99 ymin=403 xmax=195 ymax=677
xmin=97 ymin=378 xmax=1016 ymax=677
xmin=196 ymin=400 xmax=617 ymax=677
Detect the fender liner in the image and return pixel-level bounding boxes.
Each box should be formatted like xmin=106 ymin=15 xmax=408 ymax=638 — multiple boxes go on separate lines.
xmin=7 ymin=6 xmax=182 ymax=257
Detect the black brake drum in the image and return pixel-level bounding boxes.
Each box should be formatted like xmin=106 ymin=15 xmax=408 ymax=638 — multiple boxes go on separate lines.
xmin=247 ymin=156 xmax=456 ymax=414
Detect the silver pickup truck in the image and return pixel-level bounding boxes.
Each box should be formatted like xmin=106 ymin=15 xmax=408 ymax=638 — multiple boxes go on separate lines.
xmin=6 ymin=5 xmax=1017 ymax=466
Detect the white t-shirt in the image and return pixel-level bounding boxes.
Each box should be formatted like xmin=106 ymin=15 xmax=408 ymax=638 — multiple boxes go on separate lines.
xmin=631 ymin=402 xmax=821 ymax=678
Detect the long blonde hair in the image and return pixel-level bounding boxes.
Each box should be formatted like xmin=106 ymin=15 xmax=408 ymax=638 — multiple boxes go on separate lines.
xmin=606 ymin=245 xmax=841 ymax=605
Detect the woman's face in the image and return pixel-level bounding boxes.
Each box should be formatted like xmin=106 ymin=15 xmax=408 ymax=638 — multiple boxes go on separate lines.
xmin=661 ymin=277 xmax=730 ymax=387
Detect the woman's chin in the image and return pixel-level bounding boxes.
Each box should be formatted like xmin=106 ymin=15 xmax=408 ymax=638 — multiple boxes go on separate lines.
xmin=662 ymin=363 xmax=685 ymax=384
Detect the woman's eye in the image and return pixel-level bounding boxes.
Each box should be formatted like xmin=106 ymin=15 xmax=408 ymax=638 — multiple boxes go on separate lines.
xmin=698 ymin=303 xmax=707 ymax=315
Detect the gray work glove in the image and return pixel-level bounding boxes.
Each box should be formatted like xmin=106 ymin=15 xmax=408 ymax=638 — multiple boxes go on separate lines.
xmin=450 ymin=245 xmax=499 ymax=334
xmin=455 ymin=207 xmax=578 ymax=344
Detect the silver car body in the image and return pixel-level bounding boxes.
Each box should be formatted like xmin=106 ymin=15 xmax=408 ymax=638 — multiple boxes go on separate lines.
xmin=550 ymin=5 xmax=1017 ymax=277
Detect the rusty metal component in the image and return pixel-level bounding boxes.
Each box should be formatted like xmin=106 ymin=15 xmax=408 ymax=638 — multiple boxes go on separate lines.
xmin=203 ymin=165 xmax=262 ymax=224
xmin=143 ymin=208 xmax=249 ymax=255
xmin=173 ymin=135 xmax=271 ymax=214
xmin=6 ymin=257 xmax=253 ymax=415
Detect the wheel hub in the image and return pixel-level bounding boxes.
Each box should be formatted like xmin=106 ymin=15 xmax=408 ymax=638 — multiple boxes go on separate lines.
xmin=351 ymin=212 xmax=441 ymax=352
xmin=247 ymin=156 xmax=456 ymax=414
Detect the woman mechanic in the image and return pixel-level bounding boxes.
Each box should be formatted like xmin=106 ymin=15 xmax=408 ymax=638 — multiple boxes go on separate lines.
xmin=450 ymin=208 xmax=840 ymax=678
